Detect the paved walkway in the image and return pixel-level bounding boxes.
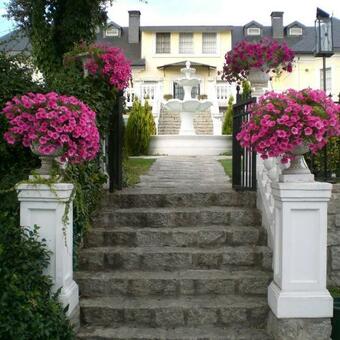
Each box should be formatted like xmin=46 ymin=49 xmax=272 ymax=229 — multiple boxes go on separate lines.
xmin=134 ymin=156 xmax=231 ymax=192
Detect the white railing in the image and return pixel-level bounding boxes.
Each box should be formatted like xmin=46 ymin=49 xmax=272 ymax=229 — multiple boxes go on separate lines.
xmin=125 ymin=83 xmax=159 ymax=109
xmin=256 ymin=157 xmax=286 ymax=249
xmin=124 ymin=87 xmax=135 ymax=108
xmin=216 ymin=83 xmax=231 ymax=106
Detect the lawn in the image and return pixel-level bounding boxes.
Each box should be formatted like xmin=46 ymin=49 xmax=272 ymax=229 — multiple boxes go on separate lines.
xmin=219 ymin=159 xmax=232 ymax=178
xmin=124 ymin=157 xmax=155 ymax=187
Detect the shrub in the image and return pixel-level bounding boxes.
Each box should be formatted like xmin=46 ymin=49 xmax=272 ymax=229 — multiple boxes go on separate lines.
xmin=126 ymin=99 xmax=156 ymax=156
xmin=0 ymin=215 xmax=75 ymax=339
xmin=241 ymin=80 xmax=252 ymax=100
xmin=222 ymin=96 xmax=234 ymax=135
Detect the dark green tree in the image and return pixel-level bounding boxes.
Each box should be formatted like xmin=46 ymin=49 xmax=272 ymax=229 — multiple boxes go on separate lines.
xmin=6 ymin=0 xmax=110 ymax=78
xmin=222 ymin=95 xmax=234 ymax=135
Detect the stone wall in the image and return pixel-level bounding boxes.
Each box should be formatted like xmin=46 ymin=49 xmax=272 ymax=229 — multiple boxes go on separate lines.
xmin=328 ymin=183 xmax=340 ymax=286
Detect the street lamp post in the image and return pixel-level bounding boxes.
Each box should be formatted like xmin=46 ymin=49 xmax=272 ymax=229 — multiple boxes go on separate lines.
xmin=314 ymin=8 xmax=334 ymax=179
xmin=314 ymin=7 xmax=334 ymax=94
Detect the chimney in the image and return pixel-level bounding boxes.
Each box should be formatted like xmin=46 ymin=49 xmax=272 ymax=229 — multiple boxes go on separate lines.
xmin=271 ymin=11 xmax=284 ymax=39
xmin=128 ymin=10 xmax=141 ymax=44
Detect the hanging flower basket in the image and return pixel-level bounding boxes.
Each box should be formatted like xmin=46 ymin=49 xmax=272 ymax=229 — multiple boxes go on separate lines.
xmin=222 ymin=38 xmax=295 ymax=84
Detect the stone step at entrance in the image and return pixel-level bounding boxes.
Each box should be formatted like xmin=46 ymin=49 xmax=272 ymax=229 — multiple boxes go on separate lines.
xmin=76 ymin=156 xmax=273 ymax=339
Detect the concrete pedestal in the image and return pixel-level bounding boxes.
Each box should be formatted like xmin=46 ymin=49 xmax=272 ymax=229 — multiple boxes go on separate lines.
xmin=268 ymin=179 xmax=333 ymax=318
xmin=17 ymin=183 xmax=79 ymax=318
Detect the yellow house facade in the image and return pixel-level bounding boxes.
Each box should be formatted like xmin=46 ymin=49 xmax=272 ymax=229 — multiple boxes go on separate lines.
xmin=117 ymin=10 xmax=340 ymax=126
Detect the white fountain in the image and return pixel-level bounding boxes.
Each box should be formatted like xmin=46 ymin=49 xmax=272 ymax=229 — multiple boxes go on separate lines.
xmin=148 ymin=61 xmax=232 ymax=155
xmin=164 ymin=61 xmax=213 ymax=135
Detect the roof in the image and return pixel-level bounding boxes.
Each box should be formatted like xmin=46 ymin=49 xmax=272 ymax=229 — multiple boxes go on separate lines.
xmin=141 ymin=26 xmax=233 ymax=33
xmin=232 ymin=17 xmax=340 ymax=54
xmin=0 ymin=30 xmax=31 ymax=54
xmin=157 ymin=61 xmax=216 ymax=69
xmin=1 ymin=16 xmax=340 ymax=59
xmin=243 ymin=21 xmax=264 ymax=29
xmin=95 ymin=27 xmax=144 ymax=66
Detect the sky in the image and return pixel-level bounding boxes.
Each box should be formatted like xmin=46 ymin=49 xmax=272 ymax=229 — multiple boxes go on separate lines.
xmin=1 ymin=0 xmax=340 ymax=35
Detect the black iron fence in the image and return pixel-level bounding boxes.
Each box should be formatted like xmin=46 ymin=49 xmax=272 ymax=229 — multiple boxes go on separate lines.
xmin=232 ymin=88 xmax=257 ymax=191
xmin=108 ymin=91 xmax=124 ymax=192
xmin=306 ymin=93 xmax=340 ymax=183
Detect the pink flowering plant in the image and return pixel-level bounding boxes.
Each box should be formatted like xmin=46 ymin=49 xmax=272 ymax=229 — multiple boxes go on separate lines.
xmin=2 ymin=92 xmax=100 ymax=163
xmin=83 ymin=43 xmax=132 ymax=91
xmin=222 ymin=38 xmax=295 ymax=84
xmin=237 ymin=88 xmax=340 ymax=164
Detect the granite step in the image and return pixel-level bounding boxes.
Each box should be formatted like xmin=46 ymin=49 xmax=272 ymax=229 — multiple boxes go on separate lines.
xmin=76 ymin=269 xmax=272 ymax=298
xmin=84 ymin=225 xmax=266 ymax=248
xmin=94 ymin=207 xmax=262 ymax=229
xmin=77 ymin=325 xmax=273 ymax=340
xmin=78 ymin=246 xmax=272 ymax=271
xmin=102 ymin=189 xmax=252 ymax=209
xmin=80 ymin=295 xmax=269 ymax=328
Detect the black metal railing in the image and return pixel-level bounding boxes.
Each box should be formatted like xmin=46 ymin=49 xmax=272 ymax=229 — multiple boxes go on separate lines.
xmin=232 ymin=88 xmax=257 ymax=191
xmin=108 ymin=92 xmax=124 ymax=192
xmin=306 ymin=93 xmax=340 ymax=183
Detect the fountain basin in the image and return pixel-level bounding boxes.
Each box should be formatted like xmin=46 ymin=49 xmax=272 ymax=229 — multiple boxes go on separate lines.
xmin=149 ymin=135 xmax=232 ymax=156
xmin=164 ymin=99 xmax=212 ymax=113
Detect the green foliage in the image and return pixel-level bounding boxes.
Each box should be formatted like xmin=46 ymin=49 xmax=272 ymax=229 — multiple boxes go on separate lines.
xmin=123 ymin=157 xmax=155 ymax=187
xmin=305 ymin=137 xmax=340 ymax=179
xmin=0 ymin=52 xmax=40 ymax=215
xmin=50 ymin=63 xmax=116 ymax=135
xmin=241 ymin=80 xmax=252 ymax=99
xmin=222 ymin=95 xmax=234 ymax=135
xmin=219 ymin=159 xmax=232 ymax=177
xmin=0 ymin=216 xmax=75 ymax=339
xmin=6 ymin=0 xmax=110 ymax=79
xmin=126 ymin=99 xmax=156 ymax=156
xmin=64 ymin=160 xmax=106 ymax=259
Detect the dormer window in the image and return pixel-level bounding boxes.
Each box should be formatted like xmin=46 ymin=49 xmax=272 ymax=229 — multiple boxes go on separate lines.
xmin=289 ymin=27 xmax=303 ymax=36
xmin=247 ymin=27 xmax=261 ymax=36
xmin=106 ymin=27 xmax=120 ymax=37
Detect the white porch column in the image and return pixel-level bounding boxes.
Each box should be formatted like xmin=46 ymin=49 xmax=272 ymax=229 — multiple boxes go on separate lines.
xmin=268 ymin=179 xmax=333 ymax=318
xmin=208 ymin=80 xmax=222 ymax=135
xmin=17 ymin=183 xmax=79 ymax=319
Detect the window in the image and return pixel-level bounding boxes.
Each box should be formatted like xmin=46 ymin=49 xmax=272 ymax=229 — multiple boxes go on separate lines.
xmin=106 ymin=27 xmax=120 ymax=37
xmin=289 ymin=27 xmax=303 ymax=36
xmin=179 ymin=33 xmax=193 ymax=54
xmin=202 ymin=33 xmax=217 ymax=54
xmin=247 ymin=27 xmax=261 ymax=36
xmin=173 ymin=83 xmax=200 ymax=100
xmin=320 ymin=67 xmax=332 ymax=94
xmin=156 ymin=33 xmax=171 ymax=54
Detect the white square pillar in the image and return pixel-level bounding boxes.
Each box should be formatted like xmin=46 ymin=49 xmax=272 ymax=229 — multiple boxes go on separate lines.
xmin=268 ymin=180 xmax=333 ymax=318
xmin=17 ymin=183 xmax=79 ymax=317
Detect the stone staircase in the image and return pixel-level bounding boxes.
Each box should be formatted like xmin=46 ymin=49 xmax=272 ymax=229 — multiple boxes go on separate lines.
xmin=76 ymin=189 xmax=273 ymax=339
xmin=158 ymin=109 xmax=213 ymax=135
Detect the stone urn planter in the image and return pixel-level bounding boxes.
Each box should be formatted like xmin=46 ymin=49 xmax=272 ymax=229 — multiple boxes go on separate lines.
xmin=31 ymin=143 xmax=64 ymax=176
xmin=247 ymin=68 xmax=270 ymax=97
xmin=282 ymin=144 xmax=311 ymax=175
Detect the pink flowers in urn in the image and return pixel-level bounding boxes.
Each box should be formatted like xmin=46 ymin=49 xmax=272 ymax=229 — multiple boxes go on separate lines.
xmin=85 ymin=44 xmax=132 ymax=91
xmin=222 ymin=38 xmax=295 ymax=83
xmin=237 ymin=88 xmax=340 ymax=163
xmin=2 ymin=92 xmax=100 ymax=163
